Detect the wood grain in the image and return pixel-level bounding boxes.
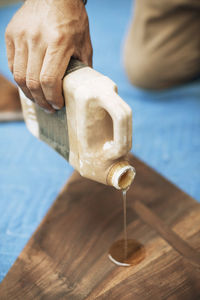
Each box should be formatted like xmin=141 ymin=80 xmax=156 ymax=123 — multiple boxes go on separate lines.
xmin=0 ymin=154 xmax=200 ymax=299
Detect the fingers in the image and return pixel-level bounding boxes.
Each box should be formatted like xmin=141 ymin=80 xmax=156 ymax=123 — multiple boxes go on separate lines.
xmin=40 ymin=45 xmax=72 ymax=109
xmin=13 ymin=38 xmax=34 ymax=101
xmin=5 ymin=27 xmax=55 ymax=112
xmin=5 ymin=34 xmax=14 ymax=73
xmin=26 ymin=41 xmax=54 ymax=112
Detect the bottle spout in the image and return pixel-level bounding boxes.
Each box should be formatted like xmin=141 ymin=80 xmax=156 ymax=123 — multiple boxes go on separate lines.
xmin=107 ymin=161 xmax=136 ymax=190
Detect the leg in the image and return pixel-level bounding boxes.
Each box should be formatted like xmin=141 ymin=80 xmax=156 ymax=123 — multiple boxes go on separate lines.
xmin=0 ymin=74 xmax=23 ymax=121
xmin=123 ymin=0 xmax=200 ymax=90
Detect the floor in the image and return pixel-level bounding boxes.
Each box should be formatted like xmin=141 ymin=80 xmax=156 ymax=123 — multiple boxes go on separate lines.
xmin=0 ymin=0 xmax=200 ymax=282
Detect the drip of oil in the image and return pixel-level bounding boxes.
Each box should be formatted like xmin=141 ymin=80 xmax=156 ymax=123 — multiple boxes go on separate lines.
xmin=108 ymin=189 xmax=145 ymax=267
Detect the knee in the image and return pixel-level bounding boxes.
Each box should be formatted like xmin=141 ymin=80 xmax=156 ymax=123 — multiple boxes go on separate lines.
xmin=123 ymin=41 xmax=200 ymax=90
xmin=123 ymin=50 xmax=166 ymax=90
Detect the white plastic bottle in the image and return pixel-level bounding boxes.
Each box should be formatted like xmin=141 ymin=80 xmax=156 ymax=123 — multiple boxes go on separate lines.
xmin=19 ymin=59 xmax=136 ymax=189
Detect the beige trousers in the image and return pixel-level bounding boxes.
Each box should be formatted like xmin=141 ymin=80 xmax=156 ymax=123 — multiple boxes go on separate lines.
xmin=124 ymin=0 xmax=200 ymax=90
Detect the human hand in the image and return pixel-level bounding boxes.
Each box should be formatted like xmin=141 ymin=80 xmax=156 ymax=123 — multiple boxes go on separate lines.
xmin=5 ymin=0 xmax=93 ymax=112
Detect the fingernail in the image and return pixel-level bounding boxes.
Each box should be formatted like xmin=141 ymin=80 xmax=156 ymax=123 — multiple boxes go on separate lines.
xmin=44 ymin=109 xmax=53 ymax=114
xmin=52 ymin=104 xmax=60 ymax=110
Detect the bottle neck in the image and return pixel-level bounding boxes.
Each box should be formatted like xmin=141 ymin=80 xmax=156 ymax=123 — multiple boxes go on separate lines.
xmin=107 ymin=161 xmax=136 ymax=190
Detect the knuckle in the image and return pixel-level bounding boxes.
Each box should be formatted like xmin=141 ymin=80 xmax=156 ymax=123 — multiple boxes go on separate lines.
xmin=29 ymin=29 xmax=40 ymax=43
xmin=51 ymin=31 xmax=65 ymax=45
xmin=13 ymin=73 xmax=26 ymax=86
xmin=16 ymin=30 xmax=26 ymax=40
xmin=40 ymin=74 xmax=57 ymax=87
xmin=12 ymin=29 xmax=26 ymax=42
xmin=5 ymin=23 xmax=13 ymax=36
xmin=5 ymin=28 xmax=11 ymax=40
xmin=26 ymin=78 xmax=40 ymax=91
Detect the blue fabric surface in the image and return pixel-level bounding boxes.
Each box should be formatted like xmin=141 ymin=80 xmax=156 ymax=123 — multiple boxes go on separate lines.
xmin=0 ymin=0 xmax=200 ymax=282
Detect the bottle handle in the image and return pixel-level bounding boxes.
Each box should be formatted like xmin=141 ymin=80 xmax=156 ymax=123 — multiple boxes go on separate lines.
xmin=76 ymin=88 xmax=132 ymax=160
xmin=100 ymin=92 xmax=132 ymax=159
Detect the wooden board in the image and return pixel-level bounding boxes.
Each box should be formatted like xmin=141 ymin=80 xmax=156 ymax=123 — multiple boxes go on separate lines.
xmin=1 ymin=154 xmax=200 ymax=299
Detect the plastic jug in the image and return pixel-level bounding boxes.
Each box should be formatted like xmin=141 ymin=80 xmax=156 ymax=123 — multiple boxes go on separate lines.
xmin=19 ymin=59 xmax=136 ymax=190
